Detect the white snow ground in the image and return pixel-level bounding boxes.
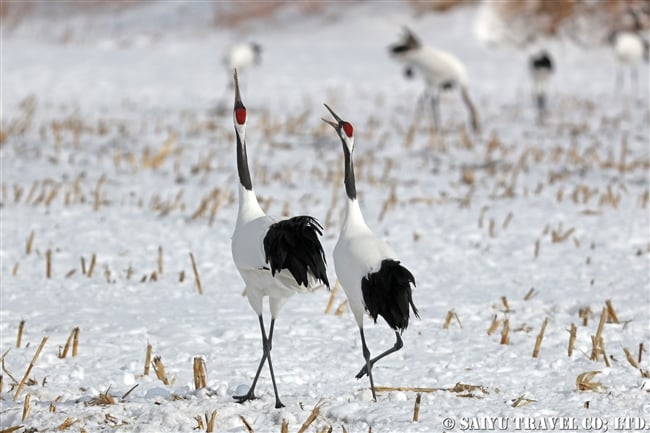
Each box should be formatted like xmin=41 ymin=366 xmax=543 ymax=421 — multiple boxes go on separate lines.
xmin=1 ymin=2 xmax=649 ymax=432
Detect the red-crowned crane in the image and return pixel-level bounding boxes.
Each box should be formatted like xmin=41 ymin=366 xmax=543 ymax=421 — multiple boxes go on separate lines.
xmin=230 ymin=70 xmax=329 ymax=408
xmin=609 ymin=7 xmax=649 ymax=92
xmin=529 ymin=50 xmax=554 ymax=123
xmin=322 ymin=104 xmax=419 ymax=401
xmin=224 ymin=42 xmax=262 ymax=88
xmin=389 ymin=27 xmax=480 ymax=133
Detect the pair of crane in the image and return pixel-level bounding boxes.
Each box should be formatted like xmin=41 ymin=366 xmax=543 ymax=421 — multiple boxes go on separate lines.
xmin=230 ymin=70 xmax=418 ymax=408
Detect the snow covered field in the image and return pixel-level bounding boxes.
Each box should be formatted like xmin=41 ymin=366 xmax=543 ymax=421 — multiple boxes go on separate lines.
xmin=1 ymin=2 xmax=649 ymax=432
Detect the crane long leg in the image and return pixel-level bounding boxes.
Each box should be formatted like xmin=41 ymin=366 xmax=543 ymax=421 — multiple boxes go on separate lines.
xmin=615 ymin=67 xmax=623 ymax=92
xmin=355 ymin=331 xmax=403 ymax=379
xmin=359 ymin=327 xmax=377 ymax=401
xmin=234 ymin=316 xmax=284 ymax=408
xmin=265 ymin=318 xmax=285 ymax=408
xmin=430 ymin=93 xmax=441 ymax=130
xmin=536 ymin=92 xmax=547 ymax=125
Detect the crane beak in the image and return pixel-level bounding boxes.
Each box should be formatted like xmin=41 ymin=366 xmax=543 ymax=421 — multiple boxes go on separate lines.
xmin=323 ymin=103 xmax=343 ymax=125
xmin=321 ymin=118 xmax=337 ymax=129
xmin=233 ymin=69 xmax=242 ymax=106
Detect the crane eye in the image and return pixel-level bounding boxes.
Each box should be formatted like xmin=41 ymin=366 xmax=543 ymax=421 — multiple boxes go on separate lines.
xmin=235 ymin=107 xmax=247 ymax=125
xmin=342 ymin=122 xmax=353 ymax=138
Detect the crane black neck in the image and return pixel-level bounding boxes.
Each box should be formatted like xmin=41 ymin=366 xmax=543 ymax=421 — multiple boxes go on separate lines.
xmin=343 ymin=146 xmax=357 ymax=200
xmin=236 ymin=129 xmax=253 ymax=191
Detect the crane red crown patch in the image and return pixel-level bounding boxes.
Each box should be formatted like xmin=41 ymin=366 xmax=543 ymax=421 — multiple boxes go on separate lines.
xmin=342 ymin=122 xmax=353 ymax=138
xmin=235 ymin=107 xmax=247 ymax=125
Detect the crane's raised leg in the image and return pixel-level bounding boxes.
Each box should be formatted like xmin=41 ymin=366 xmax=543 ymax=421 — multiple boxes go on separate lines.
xmin=359 ymin=327 xmax=377 ymax=401
xmin=355 ymin=331 xmax=403 ymax=379
xmin=234 ymin=316 xmax=285 ymax=408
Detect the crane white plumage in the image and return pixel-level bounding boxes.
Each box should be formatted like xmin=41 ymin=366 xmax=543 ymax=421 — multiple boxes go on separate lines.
xmin=389 ymin=27 xmax=480 ymax=132
xmin=609 ymin=7 xmax=649 ymax=92
xmin=230 ymin=70 xmax=329 ymax=409
xmin=224 ymin=42 xmax=262 ymax=89
xmin=322 ymin=104 xmax=419 ymax=402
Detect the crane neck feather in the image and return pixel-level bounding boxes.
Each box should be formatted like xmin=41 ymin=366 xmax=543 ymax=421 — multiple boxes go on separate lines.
xmin=237 ymin=185 xmax=265 ymax=225
xmin=236 ymin=129 xmax=253 ymax=191
xmin=343 ymin=146 xmax=357 ymax=200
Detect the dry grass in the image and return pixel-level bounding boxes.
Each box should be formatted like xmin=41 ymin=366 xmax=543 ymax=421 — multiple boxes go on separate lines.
xmin=297 ymin=402 xmax=324 ymax=433
xmin=88 ymin=387 xmax=117 ymax=406
xmin=14 ymin=336 xmax=47 ymax=401
xmin=568 ymin=323 xmax=577 ymax=357
xmin=605 ymin=299 xmax=620 ymax=323
xmin=152 ymin=356 xmax=170 ymax=385
xmin=589 ymin=307 xmax=607 ymax=361
xmin=324 ymin=280 xmax=340 ymax=314
xmin=190 ymin=252 xmax=204 ymax=295
xmin=487 ymin=314 xmax=500 ymax=336
xmin=240 ymin=415 xmax=254 ymax=433
xmin=1 ymin=425 xmax=25 ymax=433
xmin=511 ymin=394 xmax=536 ymax=408
xmin=639 ymin=343 xmax=645 ymax=364
xmin=375 ymin=383 xmax=488 ymax=398
xmin=523 ymin=288 xmax=535 ymax=301
xmin=58 ymin=327 xmax=80 ymax=359
xmin=576 ymin=371 xmax=606 ymax=392
xmin=22 ymin=393 xmax=31 ymax=421
xmin=532 ymin=317 xmax=548 ymax=358
xmin=623 ymin=348 xmax=639 ymax=368
xmin=144 ymin=343 xmax=152 ymax=376
xmin=16 ymin=320 xmax=25 ymax=348
xmin=500 ymin=319 xmax=510 ymax=345
xmin=193 ymin=357 xmax=207 ymax=390
xmin=443 ymin=309 xmax=462 ymax=329
xmin=412 ymin=393 xmax=422 ymax=422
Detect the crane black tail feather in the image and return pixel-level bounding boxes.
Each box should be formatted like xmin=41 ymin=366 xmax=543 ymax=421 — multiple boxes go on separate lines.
xmin=264 ymin=216 xmax=330 ymax=289
xmin=361 ymin=259 xmax=419 ymax=332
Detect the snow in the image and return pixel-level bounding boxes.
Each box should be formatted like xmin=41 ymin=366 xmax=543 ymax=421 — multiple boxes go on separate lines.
xmin=2 ymin=2 xmax=649 ymax=432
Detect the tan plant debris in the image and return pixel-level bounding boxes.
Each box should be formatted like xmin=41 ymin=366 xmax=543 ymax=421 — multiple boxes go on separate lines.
xmin=487 ymin=315 xmax=500 ymax=336
xmin=523 ymin=288 xmax=535 ymax=301
xmin=443 ymin=309 xmax=462 ymax=329
xmin=206 ymin=410 xmax=217 ymax=433
xmin=297 ymin=402 xmax=324 ymax=433
xmin=532 ymin=317 xmax=548 ymax=358
xmin=14 ymin=336 xmax=47 ymax=401
xmin=568 ymin=323 xmax=577 ymax=357
xmin=190 ymin=252 xmax=203 ymax=295
xmin=639 ymin=343 xmax=645 ymax=364
xmin=57 ymin=417 xmax=75 ymax=430
xmin=144 ymin=343 xmax=152 ymax=375
xmin=16 ymin=320 xmax=25 ymax=348
xmin=605 ymin=299 xmax=620 ymax=323
xmin=579 ymin=307 xmax=592 ymax=326
xmin=324 ymin=280 xmax=340 ymax=315
xmin=576 ymin=371 xmax=606 ymax=392
xmin=152 ymin=356 xmax=169 ymax=385
xmin=22 ymin=393 xmax=31 ymax=421
xmin=500 ymin=319 xmax=510 ymax=345
xmin=88 ymin=387 xmax=116 ymax=406
xmin=193 ymin=357 xmax=207 ymax=390
xmin=240 ymin=415 xmax=254 ymax=433
xmin=624 ymin=348 xmax=639 ymax=368
xmin=335 ymin=299 xmax=348 ymax=316
xmin=412 ymin=393 xmax=422 ymax=422
xmin=511 ymin=394 xmax=536 ymax=408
